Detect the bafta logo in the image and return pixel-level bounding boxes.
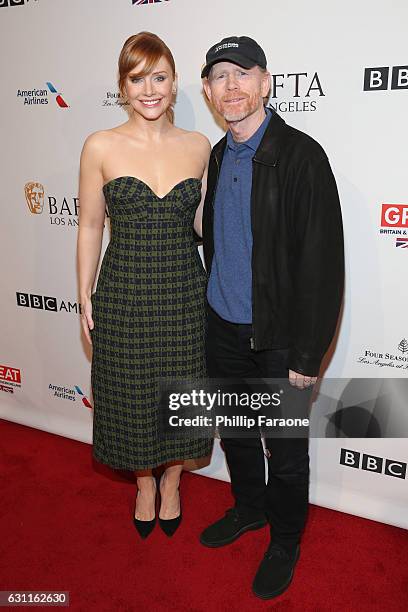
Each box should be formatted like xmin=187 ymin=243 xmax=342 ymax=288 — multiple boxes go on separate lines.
xmin=24 ymin=181 xmax=44 ymax=214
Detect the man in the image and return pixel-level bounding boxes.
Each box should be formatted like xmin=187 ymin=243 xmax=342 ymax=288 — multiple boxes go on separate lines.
xmin=199 ymin=36 xmax=344 ymax=599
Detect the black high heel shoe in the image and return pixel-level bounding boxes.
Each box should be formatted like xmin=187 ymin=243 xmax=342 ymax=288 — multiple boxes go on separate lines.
xmin=159 ymin=512 xmax=182 ymax=537
xmin=133 ymin=487 xmax=156 ymax=539
xmin=157 ymin=475 xmax=182 ymax=537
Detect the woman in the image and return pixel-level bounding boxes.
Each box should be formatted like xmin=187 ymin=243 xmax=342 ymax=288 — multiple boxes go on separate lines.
xmin=77 ymin=32 xmax=212 ymax=539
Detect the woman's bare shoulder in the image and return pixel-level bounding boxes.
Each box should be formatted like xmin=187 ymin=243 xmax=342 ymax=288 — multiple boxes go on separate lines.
xmin=82 ymin=124 xmax=128 ymax=151
xmin=84 ymin=130 xmax=112 ymax=150
xmin=178 ymin=128 xmax=211 ymax=153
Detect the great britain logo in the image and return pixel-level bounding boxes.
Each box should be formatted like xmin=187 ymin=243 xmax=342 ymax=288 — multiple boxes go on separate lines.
xmin=379 ymin=203 xmax=408 ymax=249
xmin=0 ymin=363 xmax=22 ymax=394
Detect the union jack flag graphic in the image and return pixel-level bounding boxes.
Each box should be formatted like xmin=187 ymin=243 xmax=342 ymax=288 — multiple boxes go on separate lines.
xmin=395 ymin=237 xmax=408 ymax=248
xmin=132 ymin=0 xmax=169 ymax=4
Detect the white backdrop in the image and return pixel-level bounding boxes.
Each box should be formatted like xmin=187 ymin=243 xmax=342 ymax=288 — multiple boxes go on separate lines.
xmin=1 ymin=0 xmax=407 ymax=529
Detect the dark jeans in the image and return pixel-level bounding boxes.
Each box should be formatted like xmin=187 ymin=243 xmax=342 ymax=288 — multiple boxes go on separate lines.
xmin=206 ymin=304 xmax=311 ymax=550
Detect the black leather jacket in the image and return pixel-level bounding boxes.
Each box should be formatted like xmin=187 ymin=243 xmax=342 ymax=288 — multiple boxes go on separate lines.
xmin=202 ymin=110 xmax=344 ymax=377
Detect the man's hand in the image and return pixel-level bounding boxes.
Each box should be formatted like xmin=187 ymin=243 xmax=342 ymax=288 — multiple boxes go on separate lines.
xmin=289 ymin=370 xmax=317 ymax=389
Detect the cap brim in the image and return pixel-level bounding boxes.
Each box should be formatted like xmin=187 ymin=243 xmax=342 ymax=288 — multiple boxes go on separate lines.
xmin=201 ymin=54 xmax=256 ymax=78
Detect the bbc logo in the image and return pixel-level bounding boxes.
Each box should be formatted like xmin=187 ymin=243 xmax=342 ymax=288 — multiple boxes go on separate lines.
xmin=340 ymin=448 xmax=406 ymax=479
xmin=16 ymin=292 xmax=57 ymax=311
xmin=364 ymin=66 xmax=408 ymax=91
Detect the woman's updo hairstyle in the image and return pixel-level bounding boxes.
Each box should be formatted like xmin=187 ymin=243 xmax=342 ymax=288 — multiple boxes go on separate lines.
xmin=118 ymin=31 xmax=176 ymax=123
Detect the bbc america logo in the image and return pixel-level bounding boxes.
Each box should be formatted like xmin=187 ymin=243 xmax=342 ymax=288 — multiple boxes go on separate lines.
xmin=364 ymin=65 xmax=408 ymax=91
xmin=340 ymin=448 xmax=406 ymax=479
xmin=16 ymin=292 xmax=82 ymax=314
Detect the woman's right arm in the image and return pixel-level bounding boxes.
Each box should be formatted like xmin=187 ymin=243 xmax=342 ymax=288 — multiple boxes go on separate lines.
xmin=77 ymin=133 xmax=107 ymax=345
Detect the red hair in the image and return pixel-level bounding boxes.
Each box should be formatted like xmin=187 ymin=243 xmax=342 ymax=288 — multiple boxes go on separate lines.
xmin=118 ymin=32 xmax=176 ymax=123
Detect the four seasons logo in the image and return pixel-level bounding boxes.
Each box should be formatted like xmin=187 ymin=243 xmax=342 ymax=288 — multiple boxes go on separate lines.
xmin=398 ymin=339 xmax=408 ymax=354
xmin=357 ymin=339 xmax=408 ymax=370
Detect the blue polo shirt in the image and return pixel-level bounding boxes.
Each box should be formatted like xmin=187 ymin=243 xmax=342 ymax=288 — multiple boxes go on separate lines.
xmin=207 ymin=107 xmax=272 ymax=323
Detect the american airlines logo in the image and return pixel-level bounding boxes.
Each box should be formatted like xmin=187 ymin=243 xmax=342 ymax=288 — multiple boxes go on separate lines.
xmin=340 ymin=448 xmax=406 ymax=479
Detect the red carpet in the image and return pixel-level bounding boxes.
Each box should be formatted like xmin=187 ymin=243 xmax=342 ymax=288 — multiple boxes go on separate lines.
xmin=1 ymin=418 xmax=407 ymax=611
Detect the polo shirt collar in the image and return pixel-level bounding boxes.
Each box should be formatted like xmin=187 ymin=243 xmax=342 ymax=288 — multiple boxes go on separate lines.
xmin=227 ymin=106 xmax=272 ymax=152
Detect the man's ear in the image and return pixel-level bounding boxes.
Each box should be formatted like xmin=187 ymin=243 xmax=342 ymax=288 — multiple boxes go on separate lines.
xmin=261 ymin=70 xmax=271 ymax=99
xmin=203 ymin=78 xmax=212 ymax=103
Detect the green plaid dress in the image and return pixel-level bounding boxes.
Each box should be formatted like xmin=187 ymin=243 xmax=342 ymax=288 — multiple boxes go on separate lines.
xmin=90 ymin=176 xmax=212 ymax=470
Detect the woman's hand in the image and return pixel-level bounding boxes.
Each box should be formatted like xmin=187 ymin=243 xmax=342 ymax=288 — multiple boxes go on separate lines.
xmin=81 ymin=296 xmax=94 ymax=345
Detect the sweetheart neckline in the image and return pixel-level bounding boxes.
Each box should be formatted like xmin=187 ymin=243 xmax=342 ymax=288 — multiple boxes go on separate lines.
xmin=102 ymin=176 xmax=202 ymax=200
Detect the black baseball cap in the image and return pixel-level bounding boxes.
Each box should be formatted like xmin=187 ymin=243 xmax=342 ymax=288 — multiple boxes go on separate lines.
xmin=201 ymin=36 xmax=267 ymax=78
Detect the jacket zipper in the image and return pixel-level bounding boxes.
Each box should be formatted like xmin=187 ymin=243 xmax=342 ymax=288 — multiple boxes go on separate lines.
xmin=252 ymin=156 xmax=278 ymax=168
xmin=212 ymin=153 xmax=220 ymax=208
xmin=250 ymin=157 xmax=257 ymax=351
xmin=249 ymin=155 xmax=279 ymax=352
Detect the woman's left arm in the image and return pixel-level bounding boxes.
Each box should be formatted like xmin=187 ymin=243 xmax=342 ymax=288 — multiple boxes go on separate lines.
xmin=194 ymin=136 xmax=211 ymax=237
xmin=194 ymin=163 xmax=209 ymax=238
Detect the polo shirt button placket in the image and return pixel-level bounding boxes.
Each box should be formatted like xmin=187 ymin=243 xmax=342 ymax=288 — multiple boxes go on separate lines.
xmin=233 ymin=153 xmax=240 ymax=183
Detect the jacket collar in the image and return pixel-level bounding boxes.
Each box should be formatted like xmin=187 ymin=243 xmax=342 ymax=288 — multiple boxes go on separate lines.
xmin=212 ymin=109 xmax=287 ymax=168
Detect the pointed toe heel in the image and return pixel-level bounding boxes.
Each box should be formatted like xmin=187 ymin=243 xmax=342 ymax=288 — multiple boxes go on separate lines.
xmin=133 ymin=516 xmax=156 ymax=539
xmin=133 ymin=477 xmax=157 ymax=539
xmin=157 ymin=474 xmax=182 ymax=537
xmin=159 ymin=512 xmax=182 ymax=537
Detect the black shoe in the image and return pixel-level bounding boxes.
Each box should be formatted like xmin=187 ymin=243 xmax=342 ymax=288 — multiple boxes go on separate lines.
xmin=252 ymin=543 xmax=300 ymax=599
xmin=200 ymin=507 xmax=267 ymax=548
xmin=133 ymin=515 xmax=156 ymax=539
xmin=159 ymin=512 xmax=182 ymax=537
xmin=133 ymin=487 xmax=156 ymax=539
xmin=157 ymin=475 xmax=182 ymax=537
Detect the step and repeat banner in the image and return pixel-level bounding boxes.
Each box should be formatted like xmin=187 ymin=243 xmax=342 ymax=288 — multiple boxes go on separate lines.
xmin=1 ymin=0 xmax=407 ymax=528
